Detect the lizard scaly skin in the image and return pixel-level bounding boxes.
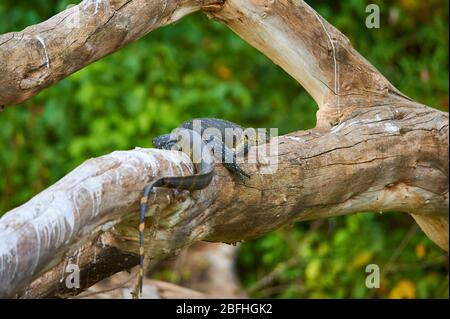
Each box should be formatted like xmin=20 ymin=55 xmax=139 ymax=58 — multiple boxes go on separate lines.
xmin=133 ymin=118 xmax=252 ymax=298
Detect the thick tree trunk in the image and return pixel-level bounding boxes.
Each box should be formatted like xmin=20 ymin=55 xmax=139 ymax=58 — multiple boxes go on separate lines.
xmin=0 ymin=0 xmax=447 ymax=298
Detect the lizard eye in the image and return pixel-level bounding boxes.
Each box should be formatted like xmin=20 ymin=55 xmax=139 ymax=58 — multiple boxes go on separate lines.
xmin=165 ymin=139 xmax=179 ymax=150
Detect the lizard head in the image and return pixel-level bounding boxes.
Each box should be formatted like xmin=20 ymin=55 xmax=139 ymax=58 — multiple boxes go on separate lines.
xmin=152 ymin=134 xmax=178 ymax=150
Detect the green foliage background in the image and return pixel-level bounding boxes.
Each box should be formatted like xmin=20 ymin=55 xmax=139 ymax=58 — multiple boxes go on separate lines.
xmin=0 ymin=0 xmax=448 ymax=298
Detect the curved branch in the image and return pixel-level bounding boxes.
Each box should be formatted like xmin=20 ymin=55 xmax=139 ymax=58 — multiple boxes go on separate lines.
xmin=0 ymin=148 xmax=195 ymax=298
xmin=206 ymin=0 xmax=412 ymax=128
xmin=0 ymin=0 xmax=224 ymax=107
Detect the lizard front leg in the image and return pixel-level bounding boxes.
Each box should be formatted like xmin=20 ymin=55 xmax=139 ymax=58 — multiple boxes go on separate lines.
xmin=205 ymin=135 xmax=250 ymax=182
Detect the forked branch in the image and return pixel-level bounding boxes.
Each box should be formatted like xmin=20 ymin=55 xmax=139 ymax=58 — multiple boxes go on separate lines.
xmin=0 ymin=0 xmax=447 ymax=298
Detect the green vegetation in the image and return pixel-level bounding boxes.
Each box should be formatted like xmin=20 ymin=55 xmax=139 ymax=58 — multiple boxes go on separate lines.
xmin=0 ymin=0 xmax=448 ymax=298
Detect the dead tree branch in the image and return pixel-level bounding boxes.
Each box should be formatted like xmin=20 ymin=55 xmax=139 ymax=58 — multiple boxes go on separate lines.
xmin=0 ymin=0 xmax=447 ymax=298
xmin=0 ymin=0 xmax=224 ymax=107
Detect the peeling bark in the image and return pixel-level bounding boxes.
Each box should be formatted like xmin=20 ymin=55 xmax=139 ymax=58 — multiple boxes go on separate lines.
xmin=0 ymin=148 xmax=196 ymax=297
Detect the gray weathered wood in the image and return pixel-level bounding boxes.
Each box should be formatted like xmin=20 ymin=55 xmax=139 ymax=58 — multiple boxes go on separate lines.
xmin=0 ymin=0 xmax=447 ymax=298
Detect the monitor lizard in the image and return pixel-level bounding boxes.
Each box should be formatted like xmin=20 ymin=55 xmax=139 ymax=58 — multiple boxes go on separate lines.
xmin=133 ymin=118 xmax=257 ymax=298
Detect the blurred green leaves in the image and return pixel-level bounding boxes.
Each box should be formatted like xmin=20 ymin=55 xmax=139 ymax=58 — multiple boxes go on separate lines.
xmin=238 ymin=215 xmax=448 ymax=298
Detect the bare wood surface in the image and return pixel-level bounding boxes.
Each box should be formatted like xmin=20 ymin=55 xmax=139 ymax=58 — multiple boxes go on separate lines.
xmin=0 ymin=0 xmax=224 ymax=107
xmin=0 ymin=0 xmax=447 ymax=298
xmin=1 ymin=105 xmax=447 ymax=298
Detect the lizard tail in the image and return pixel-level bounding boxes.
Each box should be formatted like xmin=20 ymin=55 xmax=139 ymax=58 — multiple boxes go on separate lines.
xmin=137 ymin=182 xmax=155 ymax=297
